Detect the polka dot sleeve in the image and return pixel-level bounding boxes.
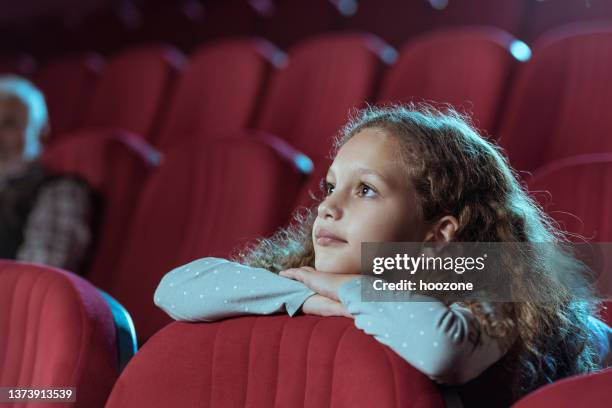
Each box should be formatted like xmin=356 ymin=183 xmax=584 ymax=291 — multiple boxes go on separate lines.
xmin=154 ymin=257 xmax=317 ymax=322
xmin=337 ymin=276 xmax=509 ymax=385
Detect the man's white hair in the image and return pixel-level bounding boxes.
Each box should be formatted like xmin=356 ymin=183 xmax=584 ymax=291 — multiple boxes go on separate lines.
xmin=0 ymin=75 xmax=48 ymax=160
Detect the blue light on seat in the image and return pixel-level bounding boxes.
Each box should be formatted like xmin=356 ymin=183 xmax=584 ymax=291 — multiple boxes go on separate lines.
xmin=510 ymin=40 xmax=532 ymax=62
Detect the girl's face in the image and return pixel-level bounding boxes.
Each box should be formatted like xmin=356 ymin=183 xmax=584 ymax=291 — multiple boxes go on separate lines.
xmin=312 ymin=127 xmax=429 ymax=274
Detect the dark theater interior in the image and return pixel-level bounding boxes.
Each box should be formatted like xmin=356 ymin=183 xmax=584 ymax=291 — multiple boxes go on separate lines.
xmin=1 ymin=1 xmax=612 ymax=407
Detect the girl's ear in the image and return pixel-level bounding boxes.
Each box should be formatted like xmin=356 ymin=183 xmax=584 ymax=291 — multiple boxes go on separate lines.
xmin=424 ymin=215 xmax=459 ymax=243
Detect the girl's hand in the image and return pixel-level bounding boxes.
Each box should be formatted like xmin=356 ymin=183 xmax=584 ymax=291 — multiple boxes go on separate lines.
xmin=279 ymin=266 xmax=361 ymax=301
xmin=301 ymin=294 xmax=353 ymax=318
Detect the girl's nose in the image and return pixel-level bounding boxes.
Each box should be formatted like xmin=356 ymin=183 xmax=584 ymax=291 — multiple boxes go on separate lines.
xmin=318 ymin=196 xmax=342 ymax=220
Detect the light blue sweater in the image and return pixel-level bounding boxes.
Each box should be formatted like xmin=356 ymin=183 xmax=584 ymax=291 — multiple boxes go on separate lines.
xmin=154 ymin=257 xmax=612 ymax=385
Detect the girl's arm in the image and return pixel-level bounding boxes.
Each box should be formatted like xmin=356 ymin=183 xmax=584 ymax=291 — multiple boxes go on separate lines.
xmin=337 ymin=276 xmax=512 ymax=385
xmin=154 ymin=257 xmax=317 ymax=322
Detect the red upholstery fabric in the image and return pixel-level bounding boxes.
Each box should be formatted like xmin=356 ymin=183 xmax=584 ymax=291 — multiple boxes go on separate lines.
xmin=33 ymin=53 xmax=104 ymax=138
xmin=528 ymin=155 xmax=612 ymax=241
xmin=41 ymin=130 xmax=160 ymax=280
xmin=105 ymin=316 xmax=445 ymax=408
xmin=499 ymin=23 xmax=612 ymax=172
xmin=511 ymin=367 xmax=612 ymax=407
xmin=378 ymin=27 xmax=517 ymax=134
xmin=102 ymin=133 xmax=306 ymax=342
xmin=527 ymin=154 xmax=612 ymax=300
xmin=0 ymin=261 xmax=117 ymax=408
xmin=256 ymin=33 xmax=390 ymax=158
xmin=81 ymin=45 xmax=184 ymax=138
xmin=155 ymin=38 xmax=282 ymax=150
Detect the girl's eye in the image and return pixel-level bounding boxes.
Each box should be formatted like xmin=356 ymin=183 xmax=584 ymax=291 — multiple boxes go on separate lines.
xmin=320 ymin=179 xmax=334 ymax=196
xmin=358 ymin=183 xmax=377 ymax=198
xmin=320 ymin=180 xmax=376 ymax=198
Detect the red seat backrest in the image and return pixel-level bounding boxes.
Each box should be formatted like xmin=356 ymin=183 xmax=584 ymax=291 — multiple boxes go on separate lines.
xmin=105 ymin=316 xmax=445 ymax=407
xmin=155 ymin=38 xmax=283 ymax=149
xmin=499 ymin=23 xmax=612 ymax=172
xmin=511 ymin=367 xmax=612 ymax=407
xmin=378 ymin=26 xmax=518 ymax=134
xmin=256 ymin=32 xmax=392 ymax=159
xmin=81 ymin=45 xmax=184 ymax=138
xmin=33 ymin=54 xmax=104 ymax=138
xmin=527 ymin=154 xmax=612 ymax=301
xmin=0 ymin=261 xmax=117 ymax=408
xmin=102 ymin=133 xmax=306 ymax=341
xmin=41 ymin=130 xmax=161 ymax=281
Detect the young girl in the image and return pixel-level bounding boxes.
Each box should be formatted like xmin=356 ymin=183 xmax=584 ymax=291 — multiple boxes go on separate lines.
xmin=154 ymin=104 xmax=612 ymax=405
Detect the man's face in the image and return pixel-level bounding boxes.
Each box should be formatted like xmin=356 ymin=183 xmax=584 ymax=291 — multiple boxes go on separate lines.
xmin=0 ymin=96 xmax=28 ymax=173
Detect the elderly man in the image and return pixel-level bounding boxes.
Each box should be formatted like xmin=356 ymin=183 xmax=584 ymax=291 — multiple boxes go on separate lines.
xmin=0 ymin=75 xmax=94 ymax=273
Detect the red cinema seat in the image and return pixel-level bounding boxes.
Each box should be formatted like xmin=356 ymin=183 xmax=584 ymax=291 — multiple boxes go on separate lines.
xmin=378 ymin=27 xmax=520 ymax=134
xmin=154 ymin=38 xmax=285 ymax=150
xmin=511 ymin=367 xmax=612 ymax=408
xmin=33 ymin=54 xmax=105 ymax=139
xmin=527 ymin=154 xmax=612 ymax=302
xmin=81 ymin=45 xmax=184 ymax=139
xmin=498 ymin=23 xmax=612 ymax=173
xmin=41 ymin=130 xmax=161 ymax=280
xmin=0 ymin=261 xmax=119 ymax=408
xmin=105 ymin=316 xmax=445 ymax=408
xmin=528 ymin=154 xmax=612 ymax=242
xmin=99 ymin=134 xmax=306 ymax=342
xmin=257 ymin=33 xmax=393 ymax=158
xmin=256 ymin=33 xmax=394 ymax=209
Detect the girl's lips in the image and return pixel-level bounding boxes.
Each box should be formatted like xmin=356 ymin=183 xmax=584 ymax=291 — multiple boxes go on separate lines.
xmin=316 ymin=236 xmax=347 ymax=246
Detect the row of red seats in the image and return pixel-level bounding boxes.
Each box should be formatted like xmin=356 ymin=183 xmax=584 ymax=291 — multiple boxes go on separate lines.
xmin=3 ymin=255 xmax=612 ymax=407
xmin=4 ymin=0 xmax=612 ymax=56
xmin=6 ymin=22 xmax=612 ymax=177
xmin=4 ymin=22 xmax=612 ymax=343
xmin=2 ymin=26 xmax=612 ymax=408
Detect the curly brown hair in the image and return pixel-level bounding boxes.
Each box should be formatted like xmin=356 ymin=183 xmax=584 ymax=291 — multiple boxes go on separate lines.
xmin=230 ymin=103 xmax=603 ymax=401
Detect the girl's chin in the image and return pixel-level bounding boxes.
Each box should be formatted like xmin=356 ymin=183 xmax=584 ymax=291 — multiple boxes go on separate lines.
xmin=314 ymin=261 xmax=335 ymax=274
